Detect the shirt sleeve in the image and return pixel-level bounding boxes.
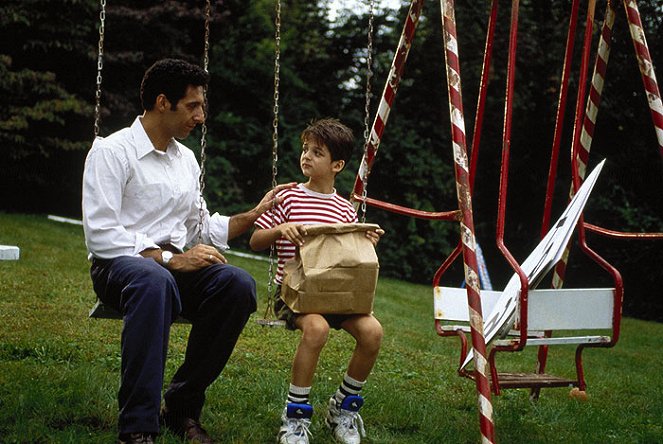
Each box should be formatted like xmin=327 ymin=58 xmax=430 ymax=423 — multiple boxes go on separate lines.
xmin=82 ymin=140 xmax=159 ymax=259
xmin=184 ymin=199 xmax=230 ymax=251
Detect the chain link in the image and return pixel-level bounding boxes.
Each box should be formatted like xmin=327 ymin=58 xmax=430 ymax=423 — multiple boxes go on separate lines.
xmin=265 ymin=0 xmax=282 ymax=319
xmin=93 ymin=0 xmax=106 ymax=138
xmin=197 ymin=0 xmax=212 ymax=244
xmin=360 ymin=0 xmax=375 ymax=223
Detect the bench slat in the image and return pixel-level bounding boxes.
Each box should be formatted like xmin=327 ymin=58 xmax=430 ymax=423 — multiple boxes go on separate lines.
xmin=89 ymin=300 xmax=190 ymax=324
xmin=434 ymin=286 xmax=615 ymax=331
xmin=494 ymin=335 xmax=611 ymax=346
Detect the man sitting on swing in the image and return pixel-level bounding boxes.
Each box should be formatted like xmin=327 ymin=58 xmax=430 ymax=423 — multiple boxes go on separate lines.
xmin=250 ymin=118 xmax=385 ymax=444
xmin=82 ymin=58 xmax=294 ymax=444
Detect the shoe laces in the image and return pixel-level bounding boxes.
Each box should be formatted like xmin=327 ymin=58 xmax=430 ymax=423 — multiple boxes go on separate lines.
xmin=283 ymin=417 xmax=312 ymax=443
xmin=336 ymin=408 xmax=366 ymax=438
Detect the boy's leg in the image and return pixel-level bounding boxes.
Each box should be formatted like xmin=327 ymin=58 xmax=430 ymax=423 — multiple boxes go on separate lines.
xmin=278 ymin=314 xmax=330 ymax=444
xmin=291 ymin=314 xmax=331 ymax=387
xmin=326 ymin=315 xmax=383 ymax=444
xmin=340 ymin=314 xmax=383 ymax=381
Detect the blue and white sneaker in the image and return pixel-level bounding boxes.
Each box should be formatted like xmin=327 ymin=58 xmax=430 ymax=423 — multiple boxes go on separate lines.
xmin=278 ymin=403 xmax=313 ymax=444
xmin=325 ymin=395 xmax=366 ymax=444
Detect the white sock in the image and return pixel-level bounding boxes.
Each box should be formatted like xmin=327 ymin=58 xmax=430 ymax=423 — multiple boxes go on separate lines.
xmin=287 ymin=383 xmax=311 ymax=405
xmin=334 ymin=373 xmax=365 ymax=404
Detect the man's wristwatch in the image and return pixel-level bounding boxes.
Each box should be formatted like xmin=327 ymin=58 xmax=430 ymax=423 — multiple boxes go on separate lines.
xmin=161 ymin=250 xmax=174 ymax=265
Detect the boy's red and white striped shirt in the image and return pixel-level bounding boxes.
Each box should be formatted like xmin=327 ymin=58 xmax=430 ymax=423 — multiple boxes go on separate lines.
xmin=254 ymin=183 xmax=358 ymax=283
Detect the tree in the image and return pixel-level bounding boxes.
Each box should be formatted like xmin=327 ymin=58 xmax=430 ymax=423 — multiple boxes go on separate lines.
xmin=1 ymin=0 xmax=98 ymax=215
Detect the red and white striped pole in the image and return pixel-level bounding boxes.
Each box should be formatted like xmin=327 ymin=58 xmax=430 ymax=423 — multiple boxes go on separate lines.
xmin=352 ymin=0 xmax=424 ymax=201
xmin=552 ymin=1 xmax=616 ymax=288
xmin=440 ymin=1 xmax=495 ymax=442
xmin=623 ymin=0 xmax=663 ymax=158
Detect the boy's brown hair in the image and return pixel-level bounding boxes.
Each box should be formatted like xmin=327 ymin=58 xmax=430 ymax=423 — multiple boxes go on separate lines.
xmin=301 ymin=118 xmax=355 ymax=171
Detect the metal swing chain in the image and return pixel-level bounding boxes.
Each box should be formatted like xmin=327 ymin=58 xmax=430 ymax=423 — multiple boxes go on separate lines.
xmin=360 ymin=0 xmax=375 ymax=223
xmin=93 ymin=0 xmax=106 ymax=139
xmin=262 ymin=0 xmax=282 ymax=323
xmin=197 ymin=0 xmax=212 ymax=244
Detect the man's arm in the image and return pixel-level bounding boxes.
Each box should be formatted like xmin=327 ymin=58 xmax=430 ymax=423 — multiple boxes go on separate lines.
xmin=140 ymin=244 xmax=227 ymax=272
xmin=227 ymin=182 xmax=296 ymax=240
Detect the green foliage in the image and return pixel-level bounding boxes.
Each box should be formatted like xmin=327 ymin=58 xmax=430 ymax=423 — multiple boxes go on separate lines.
xmin=0 ymin=1 xmax=661 ymax=319
xmin=0 ymin=0 xmax=96 ymax=215
xmin=1 ymin=213 xmax=663 ymax=442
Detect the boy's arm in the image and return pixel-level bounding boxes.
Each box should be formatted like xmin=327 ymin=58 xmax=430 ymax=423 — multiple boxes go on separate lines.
xmin=249 ymin=224 xmax=308 ymax=251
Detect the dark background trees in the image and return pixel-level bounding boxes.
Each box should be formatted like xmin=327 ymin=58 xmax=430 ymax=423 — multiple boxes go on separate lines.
xmin=1 ymin=0 xmax=661 ymax=320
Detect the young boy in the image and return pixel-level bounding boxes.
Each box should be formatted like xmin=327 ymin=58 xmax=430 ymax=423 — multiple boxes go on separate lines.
xmin=250 ymin=118 xmax=384 ymax=444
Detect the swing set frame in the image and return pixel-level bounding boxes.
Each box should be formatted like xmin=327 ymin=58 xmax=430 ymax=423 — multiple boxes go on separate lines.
xmin=349 ymin=0 xmax=662 ymax=442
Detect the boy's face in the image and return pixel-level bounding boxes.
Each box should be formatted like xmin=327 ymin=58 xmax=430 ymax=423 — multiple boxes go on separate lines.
xmin=300 ymin=137 xmax=344 ymax=179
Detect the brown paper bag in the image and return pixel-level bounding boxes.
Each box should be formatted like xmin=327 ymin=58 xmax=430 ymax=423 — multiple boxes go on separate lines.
xmin=281 ymin=223 xmax=381 ymax=314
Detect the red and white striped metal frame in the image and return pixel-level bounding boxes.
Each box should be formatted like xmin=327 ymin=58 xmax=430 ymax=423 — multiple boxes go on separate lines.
xmin=551 ymin=0 xmax=614 ymax=289
xmin=576 ymin=0 xmax=663 ymax=240
xmin=624 ymin=0 xmax=663 ymax=158
xmin=351 ymin=0 xmax=424 ymax=203
xmin=541 ymin=0 xmax=582 ymax=238
xmin=535 ymin=1 xmax=616 ymax=395
xmin=440 ymin=1 xmax=494 ymax=442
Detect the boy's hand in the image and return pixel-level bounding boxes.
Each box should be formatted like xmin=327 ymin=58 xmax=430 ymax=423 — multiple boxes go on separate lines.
xmin=365 ymin=228 xmax=385 ymax=246
xmin=279 ymin=223 xmax=308 ymax=246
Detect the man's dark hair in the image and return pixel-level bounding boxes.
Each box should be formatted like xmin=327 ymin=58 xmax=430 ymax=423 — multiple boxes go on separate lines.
xmin=301 ymin=118 xmax=355 ymax=170
xmin=140 ymin=58 xmax=209 ymax=111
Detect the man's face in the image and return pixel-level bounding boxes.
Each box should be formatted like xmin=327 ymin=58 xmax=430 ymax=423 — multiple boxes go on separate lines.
xmin=164 ymin=85 xmax=205 ymax=140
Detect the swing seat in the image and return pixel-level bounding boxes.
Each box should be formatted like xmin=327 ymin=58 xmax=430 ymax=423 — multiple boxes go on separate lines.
xmin=434 ymin=286 xmax=615 ymax=341
xmin=89 ymin=300 xmax=190 ymax=324
xmin=434 ymin=285 xmax=617 ymax=393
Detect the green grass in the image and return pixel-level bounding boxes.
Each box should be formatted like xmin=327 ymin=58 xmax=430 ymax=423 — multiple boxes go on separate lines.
xmin=1 ymin=212 xmax=662 ymax=443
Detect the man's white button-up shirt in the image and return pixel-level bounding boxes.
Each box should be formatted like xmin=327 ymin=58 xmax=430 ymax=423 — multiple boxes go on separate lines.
xmin=83 ymin=116 xmax=229 ymax=259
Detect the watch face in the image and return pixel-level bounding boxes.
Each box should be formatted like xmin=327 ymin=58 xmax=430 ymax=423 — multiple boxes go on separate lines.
xmin=162 ymin=251 xmax=173 ymax=264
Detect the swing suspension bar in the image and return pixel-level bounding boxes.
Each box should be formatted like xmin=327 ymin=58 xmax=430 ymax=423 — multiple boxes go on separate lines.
xmin=352 ymin=0 xmax=424 ymax=202
xmin=440 ymin=0 xmax=494 ymax=441
xmin=360 ymin=0 xmax=375 ymax=223
xmin=197 ymin=0 xmax=212 ymax=244
xmin=93 ymin=0 xmax=106 ymax=139
xmin=256 ymin=0 xmax=284 ymax=327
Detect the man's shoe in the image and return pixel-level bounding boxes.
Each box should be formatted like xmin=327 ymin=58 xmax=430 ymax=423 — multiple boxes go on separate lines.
xmin=161 ymin=408 xmax=215 ymax=444
xmin=325 ymin=395 xmax=366 ymax=444
xmin=117 ymin=433 xmax=155 ymax=444
xmin=277 ymin=403 xmax=313 ymax=444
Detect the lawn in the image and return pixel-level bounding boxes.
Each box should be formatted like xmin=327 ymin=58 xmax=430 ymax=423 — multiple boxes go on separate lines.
xmin=0 ymin=213 xmax=661 ymax=443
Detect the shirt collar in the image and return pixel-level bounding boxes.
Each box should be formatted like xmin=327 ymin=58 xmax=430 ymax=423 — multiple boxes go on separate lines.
xmin=131 ymin=116 xmax=182 ymax=160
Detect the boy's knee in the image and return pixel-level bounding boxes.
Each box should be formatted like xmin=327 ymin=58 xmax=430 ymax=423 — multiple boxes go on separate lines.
xmin=301 ymin=318 xmax=330 ymax=348
xmin=359 ymin=318 xmax=384 ymax=349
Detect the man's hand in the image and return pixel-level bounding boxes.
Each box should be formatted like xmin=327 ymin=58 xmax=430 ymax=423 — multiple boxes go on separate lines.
xmin=254 ymin=182 xmax=297 ymax=215
xmin=365 ymin=228 xmax=385 ymax=247
xmin=228 ymin=182 xmax=298 ymax=241
xmin=168 ymin=244 xmax=227 ymax=272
